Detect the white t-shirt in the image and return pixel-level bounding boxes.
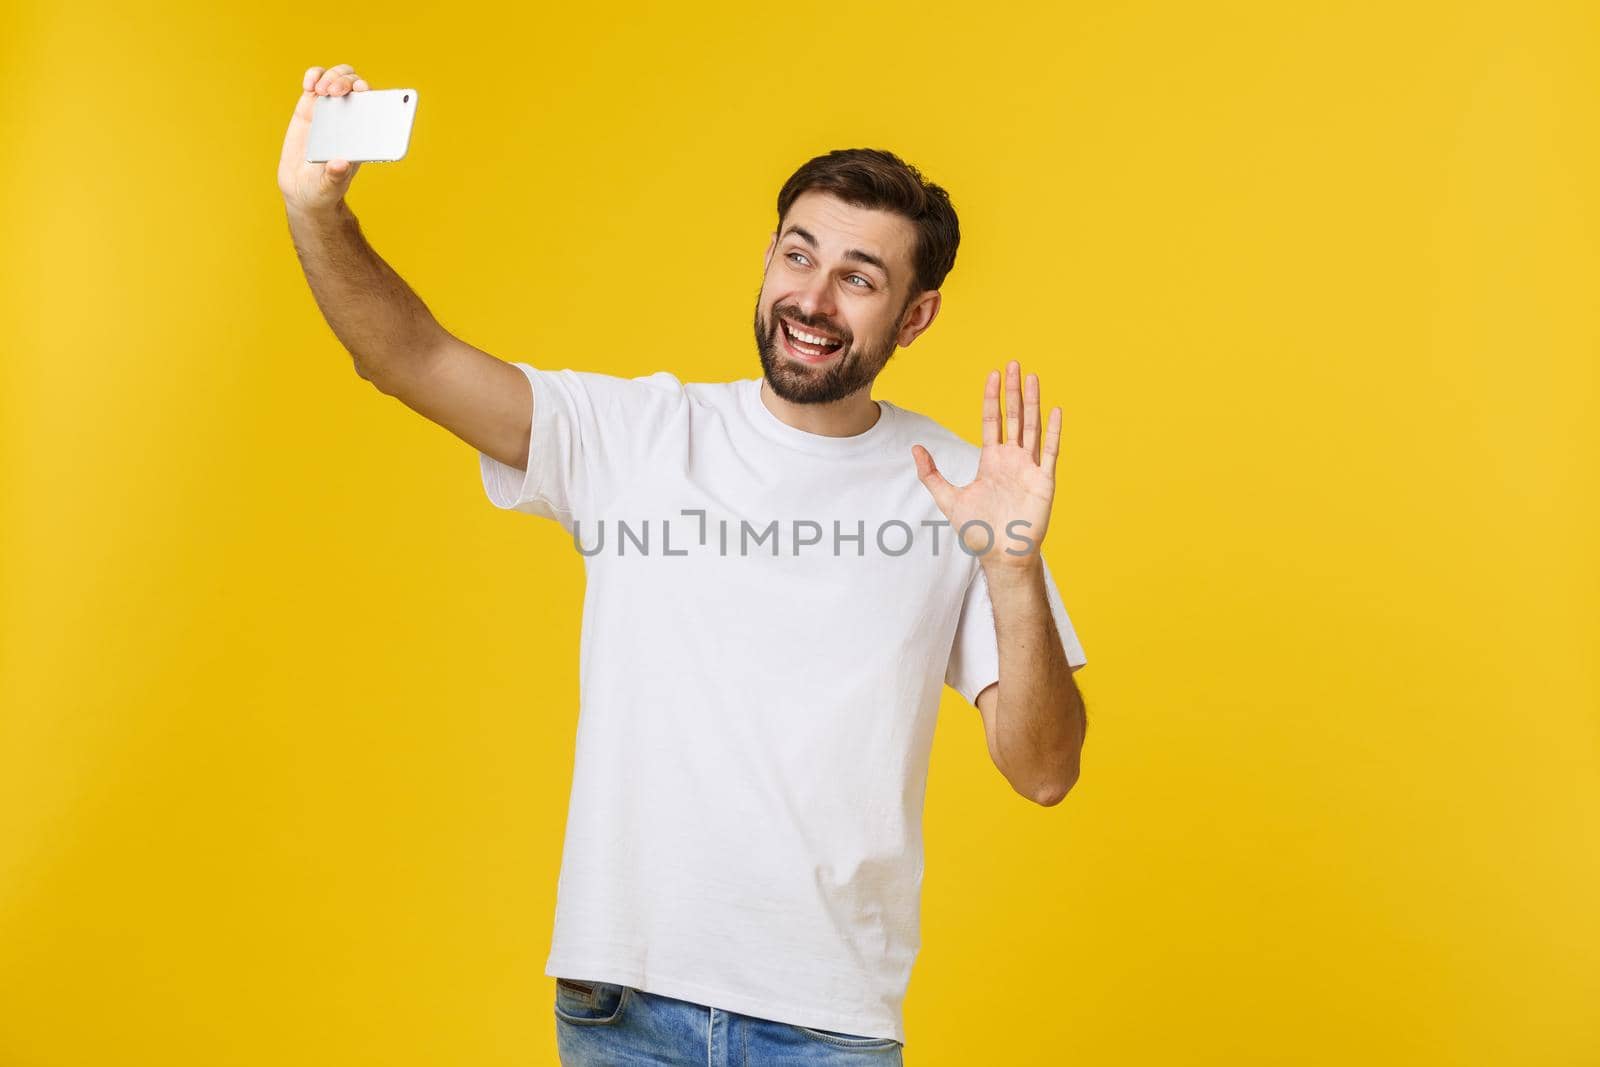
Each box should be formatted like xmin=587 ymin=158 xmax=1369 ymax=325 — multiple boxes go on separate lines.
xmin=478 ymin=363 xmax=1086 ymax=1044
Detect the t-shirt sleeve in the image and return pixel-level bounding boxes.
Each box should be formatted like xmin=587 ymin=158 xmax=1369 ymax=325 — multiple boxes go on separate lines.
xmin=477 ymin=362 xmax=684 ymax=527
xmin=944 ymin=553 xmax=1087 ymax=706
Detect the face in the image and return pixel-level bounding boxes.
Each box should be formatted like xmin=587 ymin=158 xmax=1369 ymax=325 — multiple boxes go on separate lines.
xmin=753 ymin=190 xmax=940 ymax=404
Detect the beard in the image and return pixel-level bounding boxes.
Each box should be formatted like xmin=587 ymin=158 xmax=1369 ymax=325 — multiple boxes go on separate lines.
xmin=753 ymin=296 xmax=901 ymax=405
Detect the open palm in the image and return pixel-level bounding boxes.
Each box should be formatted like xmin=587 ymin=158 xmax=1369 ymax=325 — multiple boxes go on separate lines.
xmin=912 ymin=360 xmax=1063 ymax=570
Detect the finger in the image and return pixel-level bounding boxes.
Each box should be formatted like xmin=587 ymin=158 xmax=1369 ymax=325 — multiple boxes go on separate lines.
xmin=303 ymin=66 xmax=325 ymax=92
xmin=315 ymin=63 xmax=356 ymax=93
xmin=315 ymin=63 xmax=355 ymax=90
xmin=912 ymin=444 xmax=957 ymax=515
xmin=291 ymin=86 xmax=317 ymax=125
xmin=1004 ymin=360 xmax=1021 ymax=446
xmin=352 ymin=76 xmax=370 ymax=91
xmin=1022 ymin=372 xmax=1040 ymax=464
xmin=1040 ymin=406 xmax=1063 ymax=481
xmin=981 ymin=369 xmax=1001 ymax=446
xmin=324 ymin=157 xmax=362 ymax=190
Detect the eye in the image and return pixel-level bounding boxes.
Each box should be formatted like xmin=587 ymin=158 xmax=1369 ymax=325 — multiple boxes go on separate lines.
xmin=783 ymin=251 xmax=872 ymax=289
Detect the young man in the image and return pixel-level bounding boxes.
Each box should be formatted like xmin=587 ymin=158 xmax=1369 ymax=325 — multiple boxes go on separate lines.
xmin=280 ymin=63 xmax=1088 ymax=1064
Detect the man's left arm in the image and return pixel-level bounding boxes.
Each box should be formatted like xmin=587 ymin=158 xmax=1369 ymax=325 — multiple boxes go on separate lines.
xmin=913 ymin=358 xmax=1086 ymax=808
xmin=975 ymin=558 xmax=1085 ymax=806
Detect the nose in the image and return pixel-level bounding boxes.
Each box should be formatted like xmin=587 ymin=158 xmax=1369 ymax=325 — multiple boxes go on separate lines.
xmin=791 ymin=270 xmax=838 ymax=326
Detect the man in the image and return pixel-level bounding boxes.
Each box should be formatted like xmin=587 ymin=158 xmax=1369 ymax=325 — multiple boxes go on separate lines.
xmin=279 ymin=63 xmax=1087 ymax=1065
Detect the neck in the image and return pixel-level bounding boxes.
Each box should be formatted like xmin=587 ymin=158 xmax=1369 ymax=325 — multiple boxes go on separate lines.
xmin=758 ymin=378 xmax=882 ymax=437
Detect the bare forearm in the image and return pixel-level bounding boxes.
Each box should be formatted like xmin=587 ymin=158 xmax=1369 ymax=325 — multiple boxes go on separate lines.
xmin=985 ymin=559 xmax=1085 ymax=801
xmin=285 ymin=201 xmax=445 ymax=385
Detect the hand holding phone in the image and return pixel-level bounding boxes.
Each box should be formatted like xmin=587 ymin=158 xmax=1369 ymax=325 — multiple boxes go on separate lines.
xmin=277 ymin=63 xmax=415 ymax=217
xmin=307 ymin=86 xmax=418 ymax=164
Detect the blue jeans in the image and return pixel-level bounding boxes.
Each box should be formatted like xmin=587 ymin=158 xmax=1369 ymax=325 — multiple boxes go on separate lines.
xmin=553 ymin=977 xmax=906 ymax=1065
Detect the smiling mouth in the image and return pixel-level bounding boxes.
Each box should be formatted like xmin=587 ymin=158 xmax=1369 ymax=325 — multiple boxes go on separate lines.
xmin=779 ymin=316 xmax=846 ymax=361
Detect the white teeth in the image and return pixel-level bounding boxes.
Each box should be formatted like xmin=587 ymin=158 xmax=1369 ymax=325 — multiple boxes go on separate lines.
xmin=784 ymin=321 xmax=839 ymax=347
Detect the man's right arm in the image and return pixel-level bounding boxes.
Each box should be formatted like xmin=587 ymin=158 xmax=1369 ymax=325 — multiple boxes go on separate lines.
xmin=279 ymin=62 xmax=533 ymax=474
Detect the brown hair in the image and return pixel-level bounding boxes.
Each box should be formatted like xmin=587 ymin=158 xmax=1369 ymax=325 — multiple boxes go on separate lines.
xmin=775 ymin=148 xmax=961 ymax=300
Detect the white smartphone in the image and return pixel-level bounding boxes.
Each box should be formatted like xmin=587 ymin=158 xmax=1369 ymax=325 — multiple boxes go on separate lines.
xmin=306 ymin=88 xmax=419 ymax=163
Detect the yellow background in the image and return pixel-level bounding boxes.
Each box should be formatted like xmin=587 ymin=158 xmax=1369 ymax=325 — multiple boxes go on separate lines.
xmin=3 ymin=1 xmax=1596 ymax=1064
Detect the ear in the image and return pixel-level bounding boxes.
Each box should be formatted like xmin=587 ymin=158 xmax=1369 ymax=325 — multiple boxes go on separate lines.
xmin=763 ymin=232 xmax=777 ymax=272
xmin=895 ymin=290 xmax=942 ymax=347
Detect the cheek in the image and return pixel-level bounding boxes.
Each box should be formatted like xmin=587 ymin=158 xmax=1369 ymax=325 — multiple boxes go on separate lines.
xmin=852 ymin=312 xmax=888 ymax=342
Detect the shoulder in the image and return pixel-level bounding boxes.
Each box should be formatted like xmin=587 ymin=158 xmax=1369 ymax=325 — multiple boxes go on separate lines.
xmin=885 ymin=399 xmax=983 ymax=481
xmin=528 ymin=365 xmax=688 ymax=408
xmin=683 ymin=377 xmax=745 ymax=403
xmin=678 ymin=377 xmax=755 ymax=421
xmin=530 ymin=371 xmax=749 ymax=423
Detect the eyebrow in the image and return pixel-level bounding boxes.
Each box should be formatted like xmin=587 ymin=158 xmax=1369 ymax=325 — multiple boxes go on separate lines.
xmin=780 ymin=224 xmax=891 ymax=279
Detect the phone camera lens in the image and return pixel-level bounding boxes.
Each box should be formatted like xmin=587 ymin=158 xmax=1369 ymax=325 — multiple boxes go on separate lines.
xmin=403 ymin=94 xmax=410 ymax=103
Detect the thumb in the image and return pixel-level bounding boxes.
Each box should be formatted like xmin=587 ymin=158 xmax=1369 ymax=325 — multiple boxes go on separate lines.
xmin=323 ymin=157 xmax=361 ymax=189
xmin=911 ymin=444 xmax=956 ymax=515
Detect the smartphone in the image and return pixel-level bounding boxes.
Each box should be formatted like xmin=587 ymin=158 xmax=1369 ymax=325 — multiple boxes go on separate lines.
xmin=306 ymin=88 xmax=419 ymax=163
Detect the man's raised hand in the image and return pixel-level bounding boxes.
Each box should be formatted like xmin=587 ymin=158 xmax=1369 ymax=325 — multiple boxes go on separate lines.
xmin=912 ymin=360 xmax=1064 ymax=570
xmin=278 ymin=63 xmax=371 ymax=216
